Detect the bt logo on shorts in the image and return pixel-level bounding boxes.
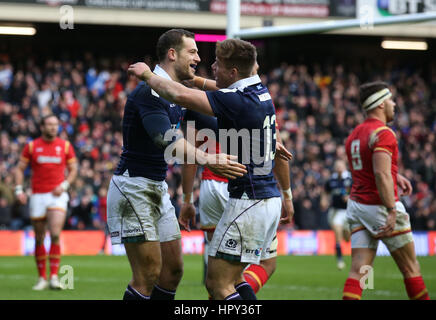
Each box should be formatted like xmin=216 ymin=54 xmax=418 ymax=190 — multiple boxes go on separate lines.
xmin=225 ymin=239 xmax=237 ymax=249
xmin=245 ymin=248 xmax=262 ymax=256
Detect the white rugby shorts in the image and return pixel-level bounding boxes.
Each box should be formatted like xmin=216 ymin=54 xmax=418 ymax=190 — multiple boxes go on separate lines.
xmin=199 ymin=179 xmax=229 ymax=231
xmin=263 ymin=233 xmax=278 ymax=260
xmin=209 ymin=197 xmax=281 ymax=265
xmin=107 ymin=171 xmax=181 ymax=244
xmin=29 ymin=192 xmax=69 ymax=220
xmin=347 ymin=199 xmax=413 ymax=252
xmin=328 ymin=208 xmax=349 ymax=228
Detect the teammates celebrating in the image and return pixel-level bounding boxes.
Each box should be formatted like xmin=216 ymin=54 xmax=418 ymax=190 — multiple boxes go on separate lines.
xmin=127 ymin=36 xmax=293 ymax=300
xmin=107 ymin=29 xmax=246 ymax=301
xmin=124 ymin=29 xmax=430 ymax=300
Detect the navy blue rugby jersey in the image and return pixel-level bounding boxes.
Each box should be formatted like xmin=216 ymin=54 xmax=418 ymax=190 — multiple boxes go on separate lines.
xmin=325 ymin=171 xmax=352 ymax=209
xmin=206 ymin=75 xmax=280 ymax=199
xmin=114 ymin=65 xmax=185 ymax=181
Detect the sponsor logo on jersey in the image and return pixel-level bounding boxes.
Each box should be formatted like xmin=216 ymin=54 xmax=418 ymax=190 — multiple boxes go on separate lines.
xmin=257 ymin=92 xmax=271 ymax=102
xmin=36 ymin=156 xmax=62 ymax=164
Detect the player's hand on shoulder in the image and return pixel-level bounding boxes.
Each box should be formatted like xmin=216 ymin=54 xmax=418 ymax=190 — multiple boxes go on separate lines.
xmin=206 ymin=153 xmax=247 ymax=180
xmin=178 ymin=203 xmax=196 ymax=232
xmin=275 ymin=142 xmax=293 ymax=161
xmin=127 ymin=62 xmax=151 ymax=81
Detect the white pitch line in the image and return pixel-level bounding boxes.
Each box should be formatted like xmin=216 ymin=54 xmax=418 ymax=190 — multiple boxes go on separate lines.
xmin=265 ymin=283 xmax=401 ymax=297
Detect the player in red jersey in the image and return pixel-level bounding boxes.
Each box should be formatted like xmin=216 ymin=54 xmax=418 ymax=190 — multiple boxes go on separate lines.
xmin=14 ymin=114 xmax=78 ymax=290
xmin=342 ymin=81 xmax=430 ymax=300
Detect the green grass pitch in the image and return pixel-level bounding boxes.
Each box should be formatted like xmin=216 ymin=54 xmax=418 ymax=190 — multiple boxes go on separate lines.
xmin=0 ymin=255 xmax=435 ymax=300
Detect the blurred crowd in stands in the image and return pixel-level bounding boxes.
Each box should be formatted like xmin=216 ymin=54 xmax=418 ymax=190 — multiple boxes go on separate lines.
xmin=0 ymin=55 xmax=435 ymax=232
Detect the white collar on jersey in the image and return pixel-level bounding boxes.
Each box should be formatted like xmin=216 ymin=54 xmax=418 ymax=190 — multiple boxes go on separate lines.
xmin=153 ymin=64 xmax=172 ymax=81
xmin=150 ymin=65 xmax=173 ymax=98
xmin=228 ymin=74 xmax=261 ymax=90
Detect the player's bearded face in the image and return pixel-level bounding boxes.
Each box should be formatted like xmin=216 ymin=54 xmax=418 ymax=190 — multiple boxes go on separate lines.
xmin=42 ymin=117 xmax=59 ymax=139
xmin=174 ymin=37 xmax=200 ymax=81
xmin=384 ymin=98 xmax=396 ymax=122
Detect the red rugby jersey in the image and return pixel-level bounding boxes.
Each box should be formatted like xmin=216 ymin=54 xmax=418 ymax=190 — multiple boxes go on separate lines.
xmin=345 ymin=118 xmax=398 ymax=205
xmin=21 ymin=137 xmax=77 ymax=193
xmin=201 ymin=141 xmax=228 ymax=183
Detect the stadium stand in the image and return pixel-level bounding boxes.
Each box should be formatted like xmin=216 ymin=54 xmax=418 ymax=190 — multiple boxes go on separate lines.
xmin=0 ymin=56 xmax=435 ymax=232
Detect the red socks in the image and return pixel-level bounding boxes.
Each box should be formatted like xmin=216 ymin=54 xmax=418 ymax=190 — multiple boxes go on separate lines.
xmin=35 ymin=244 xmax=47 ymax=279
xmin=49 ymin=243 xmax=61 ymax=278
xmin=342 ymin=276 xmax=430 ymax=300
xmin=342 ymin=278 xmax=362 ymax=300
xmin=404 ymin=276 xmax=430 ymax=300
xmin=243 ymin=264 xmax=269 ymax=294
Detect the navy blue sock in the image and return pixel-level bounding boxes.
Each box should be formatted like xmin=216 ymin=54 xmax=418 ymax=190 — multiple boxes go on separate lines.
xmin=224 ymin=292 xmax=243 ymax=300
xmin=336 ymin=243 xmax=343 ymax=260
xmin=123 ymin=284 xmax=150 ymax=300
xmin=150 ymin=284 xmax=176 ymax=300
xmin=235 ymin=281 xmax=257 ymax=300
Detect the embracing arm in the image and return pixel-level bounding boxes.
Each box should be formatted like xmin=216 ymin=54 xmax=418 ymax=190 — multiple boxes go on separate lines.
xmin=128 ymin=62 xmax=214 ymax=116
xmin=193 ymin=76 xmax=219 ymax=91
xmin=171 ymin=138 xmax=246 ymax=180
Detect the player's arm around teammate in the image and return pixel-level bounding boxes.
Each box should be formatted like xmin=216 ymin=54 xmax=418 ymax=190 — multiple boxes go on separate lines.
xmin=129 ymin=40 xmax=292 ymax=300
xmin=178 ymin=76 xmax=220 ymax=232
xmin=110 ymin=30 xmax=247 ymax=301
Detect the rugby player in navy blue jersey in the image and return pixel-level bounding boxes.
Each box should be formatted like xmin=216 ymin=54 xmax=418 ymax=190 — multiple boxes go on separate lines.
xmin=323 ymin=159 xmax=352 ymax=270
xmin=179 ymin=63 xmax=295 ymax=299
xmin=128 ymin=38 xmax=293 ymax=300
xmin=107 ymin=30 xmax=246 ymax=301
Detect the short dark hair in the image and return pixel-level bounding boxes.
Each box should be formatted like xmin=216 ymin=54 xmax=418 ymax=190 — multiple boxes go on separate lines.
xmin=156 ymin=29 xmax=195 ymax=62
xmin=40 ymin=114 xmax=58 ymax=126
xmin=359 ymin=81 xmax=389 ymax=107
xmin=215 ymin=39 xmax=257 ymax=78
